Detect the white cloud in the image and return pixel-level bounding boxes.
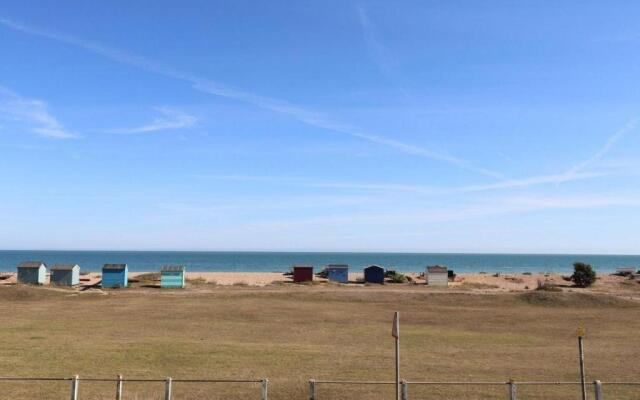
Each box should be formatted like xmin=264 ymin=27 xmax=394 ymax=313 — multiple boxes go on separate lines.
xmin=208 ymin=192 xmax=640 ymax=237
xmin=314 ymin=119 xmax=637 ymax=194
xmin=355 ymin=4 xmax=398 ymax=78
xmin=109 ymin=107 xmax=196 ymax=134
xmin=0 ymin=17 xmax=502 ymax=178
xmin=503 ymin=193 xmax=640 ymax=209
xmin=564 ymin=118 xmax=637 ymax=177
xmin=0 ymin=85 xmax=78 ymax=139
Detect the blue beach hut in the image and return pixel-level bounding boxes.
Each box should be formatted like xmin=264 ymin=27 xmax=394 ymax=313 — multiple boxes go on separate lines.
xmin=51 ymin=264 xmax=80 ymax=286
xmin=102 ymin=264 xmax=128 ymax=288
xmin=161 ymin=265 xmax=186 ymax=288
xmin=364 ymin=265 xmax=384 ymax=284
xmin=326 ymin=264 xmax=349 ymax=283
xmin=17 ymin=261 xmax=47 ymax=285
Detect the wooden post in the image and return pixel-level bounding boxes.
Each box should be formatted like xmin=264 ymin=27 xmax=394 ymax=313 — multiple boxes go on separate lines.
xmin=261 ymin=378 xmax=268 ymax=400
xmin=70 ymin=375 xmax=79 ymax=400
xmin=164 ymin=377 xmax=172 ymax=400
xmin=507 ymin=380 xmax=517 ymax=400
xmin=593 ymin=380 xmax=603 ymax=400
xmin=401 ymin=380 xmax=408 ymax=400
xmin=308 ymin=379 xmax=317 ymax=400
xmin=115 ymin=374 xmax=123 ymax=400
xmin=578 ymin=330 xmax=587 ymax=400
xmin=393 ymin=312 xmax=400 ymax=400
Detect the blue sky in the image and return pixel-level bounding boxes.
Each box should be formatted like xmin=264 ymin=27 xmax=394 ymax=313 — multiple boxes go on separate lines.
xmin=1 ymin=1 xmax=639 ymax=253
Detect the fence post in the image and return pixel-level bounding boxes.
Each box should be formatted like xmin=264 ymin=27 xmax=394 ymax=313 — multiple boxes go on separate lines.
xmin=164 ymin=377 xmax=172 ymax=400
xmin=578 ymin=334 xmax=587 ymax=400
xmin=115 ymin=374 xmax=123 ymax=400
xmin=261 ymin=378 xmax=269 ymax=400
xmin=507 ymin=380 xmax=517 ymax=400
xmin=593 ymin=380 xmax=603 ymax=400
xmin=308 ymin=379 xmax=316 ymax=400
xmin=70 ymin=375 xmax=79 ymax=400
xmin=401 ymin=380 xmax=408 ymax=400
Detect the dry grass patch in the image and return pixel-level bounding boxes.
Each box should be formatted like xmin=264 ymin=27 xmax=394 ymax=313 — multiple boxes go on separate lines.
xmin=0 ymin=285 xmax=639 ymax=399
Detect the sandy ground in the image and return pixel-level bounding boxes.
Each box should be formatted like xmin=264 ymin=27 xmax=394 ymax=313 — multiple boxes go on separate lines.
xmin=1 ymin=270 xmax=638 ymax=298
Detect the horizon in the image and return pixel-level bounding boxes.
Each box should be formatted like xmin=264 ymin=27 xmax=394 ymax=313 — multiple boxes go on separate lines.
xmin=1 ymin=248 xmax=639 ymax=257
xmin=2 ymin=2 xmax=640 ymax=253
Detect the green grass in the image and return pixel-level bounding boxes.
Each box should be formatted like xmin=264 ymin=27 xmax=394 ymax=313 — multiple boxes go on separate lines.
xmin=0 ymin=285 xmax=639 ymax=399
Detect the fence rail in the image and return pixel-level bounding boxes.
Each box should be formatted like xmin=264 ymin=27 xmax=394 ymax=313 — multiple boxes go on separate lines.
xmin=0 ymin=375 xmax=268 ymax=400
xmin=308 ymin=379 xmax=640 ymax=400
xmin=2 ymin=375 xmax=638 ymax=399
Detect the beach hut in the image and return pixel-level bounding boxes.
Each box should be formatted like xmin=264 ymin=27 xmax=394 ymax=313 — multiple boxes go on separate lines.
xmin=293 ymin=265 xmax=314 ymax=283
xmin=426 ymin=265 xmax=448 ymax=287
xmin=17 ymin=261 xmax=47 ymax=285
xmin=161 ymin=265 xmax=186 ymax=288
xmin=326 ymin=264 xmax=349 ymax=283
xmin=364 ymin=265 xmax=384 ymax=284
xmin=50 ymin=264 xmax=80 ymax=286
xmin=102 ymin=264 xmax=128 ymax=288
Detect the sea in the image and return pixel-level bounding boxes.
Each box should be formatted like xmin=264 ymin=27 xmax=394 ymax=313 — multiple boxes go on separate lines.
xmin=0 ymin=250 xmax=638 ymax=274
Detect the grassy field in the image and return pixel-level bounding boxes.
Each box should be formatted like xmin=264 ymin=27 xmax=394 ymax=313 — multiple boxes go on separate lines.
xmin=1 ymin=284 xmax=639 ymax=399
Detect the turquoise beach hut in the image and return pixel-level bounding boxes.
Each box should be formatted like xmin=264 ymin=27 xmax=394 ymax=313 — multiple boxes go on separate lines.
xmin=326 ymin=264 xmax=349 ymax=283
xmin=102 ymin=264 xmax=128 ymax=288
xmin=17 ymin=261 xmax=47 ymax=285
xmin=160 ymin=265 xmax=186 ymax=288
xmin=51 ymin=264 xmax=80 ymax=286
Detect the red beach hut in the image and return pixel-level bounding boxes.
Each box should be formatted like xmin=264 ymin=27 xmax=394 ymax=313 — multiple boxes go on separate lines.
xmin=293 ymin=265 xmax=314 ymax=283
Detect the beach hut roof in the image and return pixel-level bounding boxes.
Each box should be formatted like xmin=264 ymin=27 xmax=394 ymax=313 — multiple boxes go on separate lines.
xmin=18 ymin=261 xmax=46 ymax=269
xmin=161 ymin=265 xmax=185 ymax=272
xmin=293 ymin=264 xmax=313 ymax=269
xmin=427 ymin=265 xmax=448 ymax=273
xmin=103 ymin=263 xmax=127 ymax=270
xmin=326 ymin=264 xmax=348 ymax=269
xmin=51 ymin=264 xmax=79 ymax=271
xmin=365 ymin=264 xmax=383 ymax=269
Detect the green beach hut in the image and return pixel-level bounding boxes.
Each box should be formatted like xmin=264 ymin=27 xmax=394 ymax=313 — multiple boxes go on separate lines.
xmin=51 ymin=264 xmax=80 ymax=286
xmin=161 ymin=265 xmax=186 ymax=288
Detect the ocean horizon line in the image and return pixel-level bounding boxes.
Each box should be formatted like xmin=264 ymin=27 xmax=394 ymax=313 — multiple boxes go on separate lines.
xmin=0 ymin=249 xmax=639 ymax=257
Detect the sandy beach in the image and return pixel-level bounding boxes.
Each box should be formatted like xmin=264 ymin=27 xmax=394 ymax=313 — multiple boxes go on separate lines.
xmin=1 ymin=270 xmax=638 ymax=299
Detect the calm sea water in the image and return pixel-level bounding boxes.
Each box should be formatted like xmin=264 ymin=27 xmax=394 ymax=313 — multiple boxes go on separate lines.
xmin=0 ymin=250 xmax=638 ymax=273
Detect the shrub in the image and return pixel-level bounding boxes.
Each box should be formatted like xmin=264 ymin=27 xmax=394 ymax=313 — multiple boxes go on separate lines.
xmin=536 ymin=279 xmax=561 ymax=292
xmin=389 ymin=272 xmax=408 ymax=284
xmin=571 ymin=262 xmax=596 ymax=288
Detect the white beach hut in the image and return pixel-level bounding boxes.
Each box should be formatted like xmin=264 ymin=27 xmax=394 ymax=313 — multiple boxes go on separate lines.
xmin=426 ymin=265 xmax=448 ymax=287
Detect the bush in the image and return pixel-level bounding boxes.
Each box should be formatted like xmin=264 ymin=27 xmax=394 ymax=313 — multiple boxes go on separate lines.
xmin=389 ymin=272 xmax=408 ymax=284
xmin=536 ymin=279 xmax=561 ymax=292
xmin=571 ymin=262 xmax=596 ymax=288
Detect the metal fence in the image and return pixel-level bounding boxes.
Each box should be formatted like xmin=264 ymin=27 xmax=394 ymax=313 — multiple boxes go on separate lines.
xmin=308 ymin=379 xmax=640 ymax=400
xmin=3 ymin=375 xmax=638 ymax=399
xmin=0 ymin=375 xmax=268 ymax=400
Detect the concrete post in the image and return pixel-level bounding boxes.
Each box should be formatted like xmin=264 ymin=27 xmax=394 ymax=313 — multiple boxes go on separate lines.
xmin=164 ymin=377 xmax=172 ymax=400
xmin=593 ymin=380 xmax=603 ymax=400
xmin=70 ymin=375 xmax=79 ymax=400
xmin=507 ymin=380 xmax=517 ymax=400
xmin=401 ymin=380 xmax=408 ymax=400
xmin=261 ymin=378 xmax=269 ymax=400
xmin=308 ymin=379 xmax=317 ymax=400
xmin=115 ymin=374 xmax=123 ymax=400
